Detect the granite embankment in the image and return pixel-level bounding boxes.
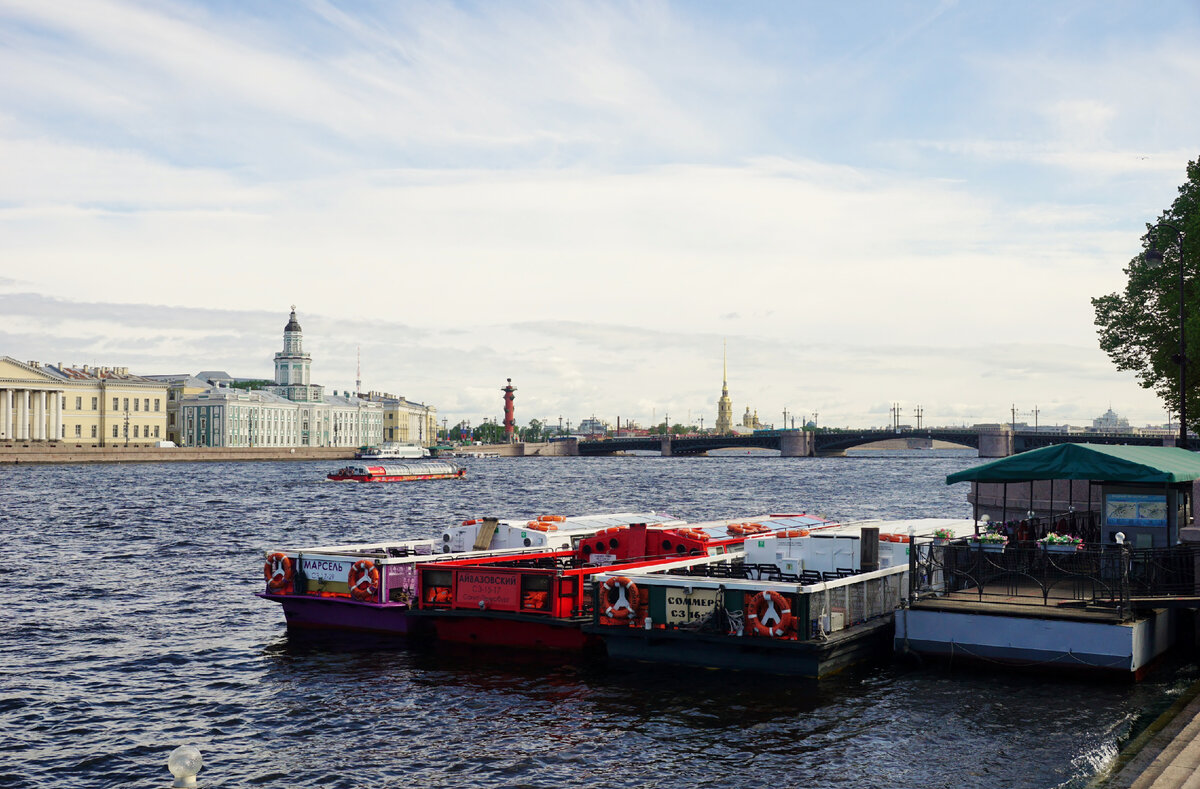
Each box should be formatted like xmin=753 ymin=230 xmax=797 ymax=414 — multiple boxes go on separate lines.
xmin=0 ymin=444 xmax=357 ymax=464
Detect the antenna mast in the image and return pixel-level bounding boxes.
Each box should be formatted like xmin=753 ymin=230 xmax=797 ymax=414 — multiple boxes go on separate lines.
xmin=356 ymin=347 xmax=361 ymax=398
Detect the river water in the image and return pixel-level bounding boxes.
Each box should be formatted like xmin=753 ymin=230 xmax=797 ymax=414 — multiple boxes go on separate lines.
xmin=2 ymin=451 xmax=1196 ymax=788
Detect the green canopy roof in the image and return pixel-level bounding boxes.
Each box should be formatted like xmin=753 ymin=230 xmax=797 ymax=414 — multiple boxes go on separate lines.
xmin=946 ymin=443 xmax=1200 ymax=485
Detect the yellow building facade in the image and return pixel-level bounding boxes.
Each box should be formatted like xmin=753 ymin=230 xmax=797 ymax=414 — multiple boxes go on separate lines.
xmin=0 ymin=357 xmax=168 ymax=446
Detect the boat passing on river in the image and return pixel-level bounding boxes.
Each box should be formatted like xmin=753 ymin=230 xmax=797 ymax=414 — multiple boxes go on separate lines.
xmin=355 ymin=442 xmax=430 ymax=459
xmin=327 ymin=459 xmax=465 ymax=482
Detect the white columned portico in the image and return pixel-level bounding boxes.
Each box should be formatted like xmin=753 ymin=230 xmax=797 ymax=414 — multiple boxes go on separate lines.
xmin=36 ymin=390 xmax=47 ymax=440
xmin=17 ymin=390 xmax=29 ymax=440
xmin=52 ymin=392 xmax=62 ymax=441
xmin=1 ymin=388 xmax=10 ymax=439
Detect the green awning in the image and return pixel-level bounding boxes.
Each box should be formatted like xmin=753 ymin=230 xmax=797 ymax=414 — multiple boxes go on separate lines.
xmin=946 ymin=443 xmax=1200 ymax=485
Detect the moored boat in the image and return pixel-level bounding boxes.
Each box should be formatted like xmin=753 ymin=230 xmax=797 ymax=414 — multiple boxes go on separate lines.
xmin=327 ymin=460 xmax=465 ymax=482
xmin=356 ymin=441 xmax=430 ymax=459
xmin=257 ymin=512 xmax=684 ymax=635
xmin=410 ymin=513 xmax=841 ymax=652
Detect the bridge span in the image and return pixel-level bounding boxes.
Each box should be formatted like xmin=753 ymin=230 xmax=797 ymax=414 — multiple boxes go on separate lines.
xmin=577 ymin=429 xmax=1178 ymax=458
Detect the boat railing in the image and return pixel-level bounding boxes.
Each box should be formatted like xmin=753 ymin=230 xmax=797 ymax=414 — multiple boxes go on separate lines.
xmin=591 ymin=556 xmax=910 ymax=639
xmin=908 ymin=539 xmax=1200 ymax=616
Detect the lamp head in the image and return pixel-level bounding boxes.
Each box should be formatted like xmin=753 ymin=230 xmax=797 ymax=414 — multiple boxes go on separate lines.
xmin=167 ymin=745 xmax=203 ymax=787
xmin=1147 ymin=241 xmax=1163 ymax=265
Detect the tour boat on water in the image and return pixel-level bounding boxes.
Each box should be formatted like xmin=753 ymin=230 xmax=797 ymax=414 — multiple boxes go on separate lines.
xmin=327 ymin=460 xmax=465 ymax=482
xmin=257 ymin=512 xmax=685 ymax=634
xmin=356 ymin=442 xmax=430 ymax=460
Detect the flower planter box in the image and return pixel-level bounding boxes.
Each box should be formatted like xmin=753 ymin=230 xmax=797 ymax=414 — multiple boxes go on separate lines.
xmin=1042 ymin=544 xmax=1080 ymax=554
xmin=967 ymin=541 xmax=1005 ymax=553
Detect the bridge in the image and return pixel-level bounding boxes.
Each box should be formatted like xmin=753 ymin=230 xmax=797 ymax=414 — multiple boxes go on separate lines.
xmin=576 ymin=429 xmax=1178 ymax=458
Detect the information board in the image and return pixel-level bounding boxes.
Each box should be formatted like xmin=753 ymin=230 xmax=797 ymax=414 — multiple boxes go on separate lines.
xmin=1105 ymin=493 xmax=1168 ymax=528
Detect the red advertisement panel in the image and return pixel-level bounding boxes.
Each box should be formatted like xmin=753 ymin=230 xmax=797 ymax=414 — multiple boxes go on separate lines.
xmin=454 ymin=569 xmax=521 ymax=610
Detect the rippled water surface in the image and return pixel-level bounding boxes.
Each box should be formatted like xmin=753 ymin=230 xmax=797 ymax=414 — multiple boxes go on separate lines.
xmin=2 ymin=452 xmax=1196 ymax=788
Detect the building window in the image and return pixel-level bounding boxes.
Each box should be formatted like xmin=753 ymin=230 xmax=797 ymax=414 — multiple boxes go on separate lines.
xmin=75 ymin=424 xmax=81 ymax=437
xmin=113 ymin=425 xmax=119 ymax=438
xmin=113 ymin=397 xmax=119 ymax=411
xmin=144 ymin=398 xmax=150 ymax=411
xmin=134 ymin=399 xmax=139 ymax=412
xmin=91 ymin=397 xmax=97 ymax=410
xmin=75 ymin=396 xmax=82 ymax=410
xmin=169 ymin=414 xmax=176 ymax=426
xmin=134 ymin=425 xmax=139 ymax=438
xmin=123 ymin=398 xmax=129 ymax=411
xmin=154 ymin=399 xmax=160 ymax=411
xmin=91 ymin=425 xmax=97 ymax=438
xmin=154 ymin=426 xmax=160 ymax=438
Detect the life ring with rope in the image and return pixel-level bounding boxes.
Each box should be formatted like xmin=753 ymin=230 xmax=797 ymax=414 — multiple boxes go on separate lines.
xmin=348 ymin=559 xmax=380 ymax=602
xmin=263 ymin=552 xmax=294 ymax=592
xmin=747 ymin=590 xmax=793 ymax=637
xmin=600 ymin=576 xmax=639 ymax=620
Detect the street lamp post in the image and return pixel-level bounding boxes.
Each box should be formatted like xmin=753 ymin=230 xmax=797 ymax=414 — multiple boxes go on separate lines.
xmin=1147 ymin=221 xmax=1189 ymax=449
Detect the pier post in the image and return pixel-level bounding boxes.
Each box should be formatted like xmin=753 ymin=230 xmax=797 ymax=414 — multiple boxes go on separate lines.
xmin=978 ymin=428 xmax=1014 ymax=458
xmin=661 ymin=436 xmax=672 ymax=457
xmin=780 ymin=431 xmax=810 ymax=457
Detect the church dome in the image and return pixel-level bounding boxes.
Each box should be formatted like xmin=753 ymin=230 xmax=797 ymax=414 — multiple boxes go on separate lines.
xmin=284 ymin=309 xmax=302 ymax=333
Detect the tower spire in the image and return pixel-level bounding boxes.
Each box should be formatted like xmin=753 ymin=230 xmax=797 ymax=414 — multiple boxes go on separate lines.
xmin=356 ymin=346 xmax=361 ymax=398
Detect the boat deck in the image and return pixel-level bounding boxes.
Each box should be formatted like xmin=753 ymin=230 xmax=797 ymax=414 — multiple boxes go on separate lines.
xmin=910 ymin=581 xmax=1130 ymax=623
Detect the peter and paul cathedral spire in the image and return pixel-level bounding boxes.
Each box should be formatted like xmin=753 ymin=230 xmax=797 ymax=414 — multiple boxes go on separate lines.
xmin=715 ymin=340 xmax=733 ymax=434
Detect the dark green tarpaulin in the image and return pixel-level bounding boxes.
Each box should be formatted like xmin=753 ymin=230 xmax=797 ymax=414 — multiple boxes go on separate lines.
xmin=946 ymin=443 xmax=1200 ymax=485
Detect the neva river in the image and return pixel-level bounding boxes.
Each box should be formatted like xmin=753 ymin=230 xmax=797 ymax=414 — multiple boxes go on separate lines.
xmin=3 ymin=451 xmax=1196 ymax=788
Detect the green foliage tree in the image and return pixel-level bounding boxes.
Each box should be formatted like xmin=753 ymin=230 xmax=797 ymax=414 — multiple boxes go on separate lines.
xmin=228 ymin=379 xmax=273 ymax=390
xmin=1093 ymin=158 xmax=1200 ymax=434
xmin=472 ymin=421 xmax=507 ymax=444
xmin=523 ymin=418 xmax=544 ymax=442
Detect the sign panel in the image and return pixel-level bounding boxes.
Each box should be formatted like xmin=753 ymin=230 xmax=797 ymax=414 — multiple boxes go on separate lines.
xmin=385 ymin=565 xmax=417 ymax=604
xmin=298 ymin=554 xmax=353 ymax=582
xmin=664 ymin=587 xmax=722 ymax=625
xmin=1106 ymin=494 xmax=1168 ymax=528
xmin=590 ymin=553 xmax=618 ymax=566
xmin=454 ymin=570 xmax=521 ymax=610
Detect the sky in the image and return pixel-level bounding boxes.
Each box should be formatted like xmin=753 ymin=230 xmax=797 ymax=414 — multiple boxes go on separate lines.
xmin=2 ymin=0 xmax=1199 ymax=431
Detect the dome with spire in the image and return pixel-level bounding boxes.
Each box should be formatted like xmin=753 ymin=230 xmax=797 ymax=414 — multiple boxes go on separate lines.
xmin=284 ymin=306 xmax=302 ymax=333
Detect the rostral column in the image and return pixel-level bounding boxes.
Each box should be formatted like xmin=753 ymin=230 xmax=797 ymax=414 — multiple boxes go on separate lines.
xmin=502 ymin=378 xmax=517 ymax=443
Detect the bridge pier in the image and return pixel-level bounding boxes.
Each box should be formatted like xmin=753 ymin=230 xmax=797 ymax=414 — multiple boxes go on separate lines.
xmin=780 ymin=431 xmax=812 ymax=457
xmin=661 ymin=436 xmax=672 ymax=457
xmin=978 ymin=429 xmax=1014 ymax=458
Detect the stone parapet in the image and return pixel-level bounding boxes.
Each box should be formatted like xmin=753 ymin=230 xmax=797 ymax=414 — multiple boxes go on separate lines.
xmin=0 ymin=444 xmax=356 ymax=465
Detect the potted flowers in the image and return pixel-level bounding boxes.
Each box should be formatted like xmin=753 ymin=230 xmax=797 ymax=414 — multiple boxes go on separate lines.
xmin=932 ymin=527 xmax=955 ymax=546
xmin=1038 ymin=533 xmax=1083 ymax=553
xmin=968 ymin=531 xmax=1007 ymax=552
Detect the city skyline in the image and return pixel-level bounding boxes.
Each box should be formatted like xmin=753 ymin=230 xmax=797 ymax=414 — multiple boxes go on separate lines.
xmin=2 ymin=2 xmax=1199 ymax=429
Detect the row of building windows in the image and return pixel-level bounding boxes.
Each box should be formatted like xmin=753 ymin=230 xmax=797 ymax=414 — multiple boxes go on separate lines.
xmin=55 ymin=396 xmax=162 ymax=412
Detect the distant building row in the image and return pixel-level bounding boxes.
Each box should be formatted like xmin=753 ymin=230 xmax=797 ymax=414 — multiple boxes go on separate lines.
xmin=1 ymin=309 xmax=436 ymax=449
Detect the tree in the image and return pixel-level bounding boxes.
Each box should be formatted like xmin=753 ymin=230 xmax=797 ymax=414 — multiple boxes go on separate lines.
xmin=1093 ymin=158 xmax=1200 ymax=434
xmin=524 ymin=418 xmax=544 ymax=442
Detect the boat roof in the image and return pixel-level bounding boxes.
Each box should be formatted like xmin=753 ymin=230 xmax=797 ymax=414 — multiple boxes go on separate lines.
xmin=945 ymin=443 xmax=1200 ymax=485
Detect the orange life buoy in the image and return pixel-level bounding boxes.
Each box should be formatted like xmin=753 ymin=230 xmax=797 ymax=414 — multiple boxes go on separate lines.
xmin=461 ymin=518 xmax=481 ymax=526
xmin=601 ymin=576 xmax=639 ymax=620
xmin=778 ymin=528 xmax=810 ymax=538
xmin=348 ymin=559 xmax=380 ymax=602
xmin=539 ymin=514 xmax=567 ymax=522
xmin=727 ymin=523 xmax=747 ymax=536
xmin=264 ymin=552 xmax=293 ymax=592
xmin=677 ymin=528 xmax=710 ymax=542
xmin=747 ymin=590 xmax=793 ymax=637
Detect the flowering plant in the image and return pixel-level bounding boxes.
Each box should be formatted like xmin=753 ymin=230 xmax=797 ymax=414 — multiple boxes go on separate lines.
xmin=933 ymin=528 xmax=955 ymax=540
xmin=1038 ymin=533 xmax=1083 ymax=547
xmin=971 ymin=531 xmax=1007 ymax=543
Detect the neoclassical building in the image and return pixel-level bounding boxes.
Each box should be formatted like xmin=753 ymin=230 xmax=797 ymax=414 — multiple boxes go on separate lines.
xmin=0 ymin=357 xmax=168 ymax=445
xmin=175 ymin=309 xmax=384 ymax=448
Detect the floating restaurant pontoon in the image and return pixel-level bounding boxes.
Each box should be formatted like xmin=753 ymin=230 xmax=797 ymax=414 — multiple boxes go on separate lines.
xmin=897 ymin=444 xmax=1200 ymax=679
